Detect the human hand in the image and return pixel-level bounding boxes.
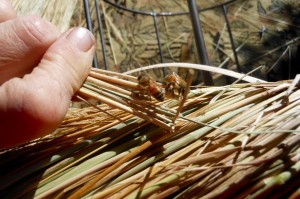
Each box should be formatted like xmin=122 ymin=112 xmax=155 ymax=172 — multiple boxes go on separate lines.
xmin=0 ymin=0 xmax=96 ymax=149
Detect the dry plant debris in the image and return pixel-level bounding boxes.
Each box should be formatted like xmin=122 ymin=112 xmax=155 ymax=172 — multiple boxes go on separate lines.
xmin=80 ymin=0 xmax=300 ymax=82
xmin=1 ymin=69 xmax=300 ymax=198
xmin=11 ymin=0 xmax=300 ymax=82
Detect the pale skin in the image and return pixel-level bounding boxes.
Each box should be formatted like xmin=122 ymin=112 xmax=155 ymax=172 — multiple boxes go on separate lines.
xmin=0 ymin=0 xmax=96 ymax=149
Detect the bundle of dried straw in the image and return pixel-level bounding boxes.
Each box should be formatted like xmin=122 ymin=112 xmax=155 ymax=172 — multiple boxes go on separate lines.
xmin=1 ymin=63 xmax=300 ymax=198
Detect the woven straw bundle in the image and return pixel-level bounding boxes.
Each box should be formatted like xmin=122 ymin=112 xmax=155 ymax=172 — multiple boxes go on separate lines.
xmin=1 ymin=65 xmax=300 ymax=198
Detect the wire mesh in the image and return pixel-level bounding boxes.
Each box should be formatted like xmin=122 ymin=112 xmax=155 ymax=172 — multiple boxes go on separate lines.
xmin=83 ymin=0 xmax=300 ymax=84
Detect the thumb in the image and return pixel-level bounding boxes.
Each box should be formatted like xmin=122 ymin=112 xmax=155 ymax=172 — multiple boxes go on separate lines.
xmin=32 ymin=27 xmax=96 ymax=96
xmin=0 ymin=27 xmax=95 ymax=149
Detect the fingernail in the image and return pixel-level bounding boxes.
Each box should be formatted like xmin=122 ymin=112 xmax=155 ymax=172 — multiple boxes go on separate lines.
xmin=66 ymin=27 xmax=95 ymax=52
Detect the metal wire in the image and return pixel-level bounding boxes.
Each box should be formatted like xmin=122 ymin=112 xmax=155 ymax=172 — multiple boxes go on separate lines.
xmin=188 ymin=0 xmax=214 ymax=86
xmin=83 ymin=0 xmax=100 ymax=69
xmin=152 ymin=13 xmax=167 ymax=76
xmin=94 ymin=0 xmax=108 ymax=70
xmin=103 ymin=0 xmax=239 ymax=16
xmin=221 ymin=5 xmax=241 ymax=72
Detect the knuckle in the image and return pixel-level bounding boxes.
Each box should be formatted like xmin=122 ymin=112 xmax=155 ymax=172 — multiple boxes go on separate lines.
xmin=20 ymin=16 xmax=47 ymax=43
xmin=16 ymin=16 xmax=59 ymax=46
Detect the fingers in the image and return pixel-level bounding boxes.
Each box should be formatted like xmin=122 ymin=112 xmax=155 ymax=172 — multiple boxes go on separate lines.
xmin=0 ymin=27 xmax=95 ymax=149
xmin=0 ymin=16 xmax=60 ymax=84
xmin=0 ymin=0 xmax=16 ymax=22
xmin=32 ymin=27 xmax=95 ymax=95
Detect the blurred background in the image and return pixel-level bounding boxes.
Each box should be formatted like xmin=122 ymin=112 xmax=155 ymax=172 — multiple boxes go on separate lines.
xmin=11 ymin=0 xmax=300 ymax=84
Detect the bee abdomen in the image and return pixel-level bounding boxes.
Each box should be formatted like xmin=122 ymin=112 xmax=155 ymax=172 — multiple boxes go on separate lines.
xmin=148 ymin=85 xmax=165 ymax=102
xmin=153 ymin=90 xmax=165 ymax=102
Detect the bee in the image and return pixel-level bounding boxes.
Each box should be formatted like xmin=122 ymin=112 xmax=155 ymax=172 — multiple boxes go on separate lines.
xmin=137 ymin=73 xmax=165 ymax=102
xmin=164 ymin=72 xmax=187 ymax=99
